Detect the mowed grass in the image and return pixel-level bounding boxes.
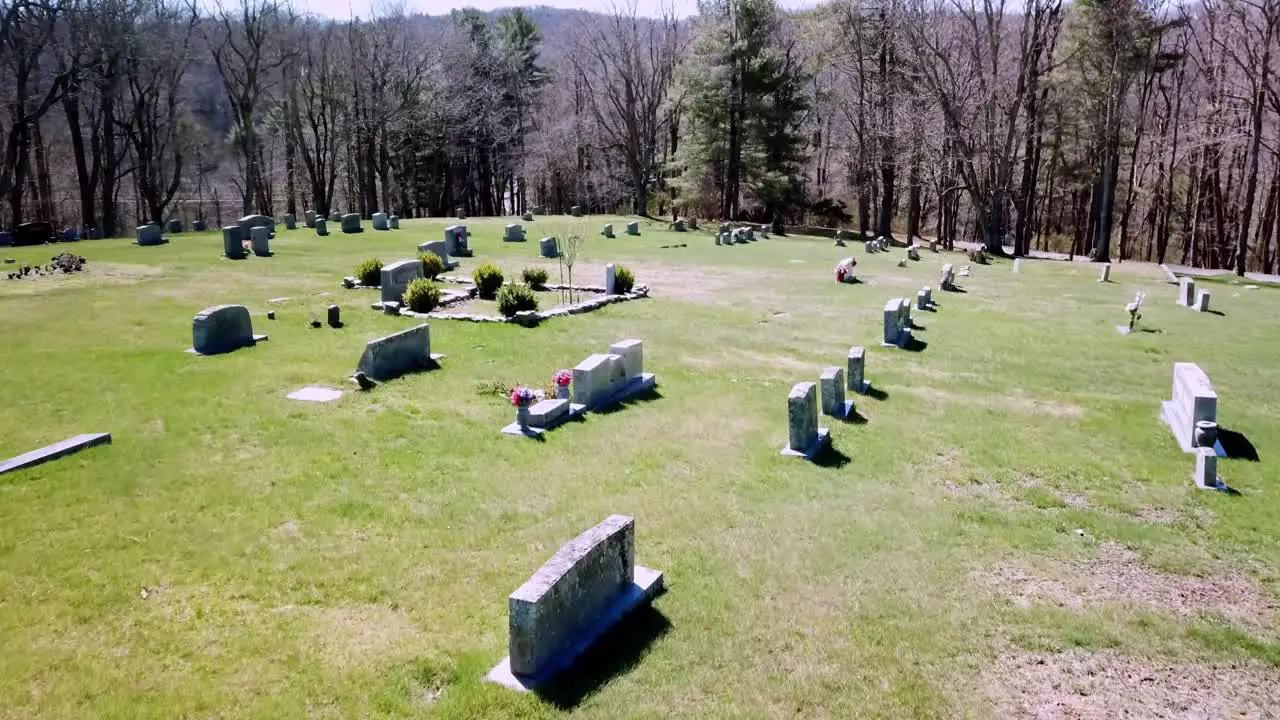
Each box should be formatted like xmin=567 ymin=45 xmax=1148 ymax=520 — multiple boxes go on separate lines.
xmin=1 ymin=215 xmax=1278 ymax=718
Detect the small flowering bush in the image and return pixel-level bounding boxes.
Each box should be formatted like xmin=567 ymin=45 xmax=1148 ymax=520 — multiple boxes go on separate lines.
xmin=510 ymin=386 xmax=536 ymax=407
xmin=553 ymin=369 xmax=572 ymax=387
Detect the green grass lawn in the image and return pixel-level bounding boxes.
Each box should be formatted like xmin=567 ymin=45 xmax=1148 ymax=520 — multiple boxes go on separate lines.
xmin=1 ymin=215 xmax=1277 ymax=718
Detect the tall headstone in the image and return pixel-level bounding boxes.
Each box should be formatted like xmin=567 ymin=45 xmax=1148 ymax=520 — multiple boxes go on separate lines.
xmin=372 ymin=212 xmax=389 ymax=231
xmin=1160 ymin=362 xmax=1217 ymax=452
xmin=315 ymin=218 xmax=329 ymax=236
xmin=327 ymin=304 xmax=341 ymax=328
xmin=1099 ymin=264 xmax=1111 ymax=282
xmin=882 ymin=298 xmax=910 ymax=347
xmin=381 ymin=258 xmax=424 ymax=304
xmin=304 ymin=210 xmax=317 ymax=228
xmin=847 ymin=346 xmax=867 ymax=393
xmin=602 ymin=223 xmax=614 ymax=238
xmin=1195 ymin=289 xmax=1212 ymax=312
xmin=605 ymin=263 xmax=617 ymax=294
xmin=820 ymin=367 xmax=853 ymax=419
xmin=456 ymin=206 xmax=466 ymax=219
xmin=445 ymin=225 xmax=471 ymax=257
xmin=283 ymin=213 xmax=297 ymax=230
xmin=1177 ymin=277 xmax=1196 ymax=306
xmin=250 ymin=226 xmax=271 ymax=256
xmin=780 ymin=382 xmax=830 ymax=458
xmin=540 ymin=236 xmax=559 ymax=258
xmin=222 ymin=226 xmax=245 ymax=259
xmin=626 ymin=221 xmax=640 ymax=236
xmin=190 ymin=305 xmax=266 ymax=355
xmin=341 ymin=213 xmax=362 ymax=234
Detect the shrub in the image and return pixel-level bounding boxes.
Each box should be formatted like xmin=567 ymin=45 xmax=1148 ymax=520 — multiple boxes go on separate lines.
xmin=403 ymin=278 xmax=442 ymax=313
xmin=355 ymin=257 xmax=383 ymax=287
xmin=419 ymin=252 xmax=446 ymax=279
xmin=496 ymin=284 xmax=538 ymax=317
xmin=613 ymin=264 xmax=635 ymax=294
xmin=473 ymin=262 xmax=505 ymax=299
xmin=522 ymin=266 xmax=549 ymax=288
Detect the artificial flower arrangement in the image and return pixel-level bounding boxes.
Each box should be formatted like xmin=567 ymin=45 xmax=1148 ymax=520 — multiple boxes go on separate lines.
xmin=510 ymin=386 xmax=537 ymax=407
xmin=553 ymin=369 xmax=572 ymax=387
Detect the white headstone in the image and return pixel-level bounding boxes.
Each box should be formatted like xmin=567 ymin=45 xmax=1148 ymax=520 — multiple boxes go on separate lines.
xmin=1160 ymin=362 xmax=1217 ymax=452
xmin=605 ymin=263 xmax=617 ymax=294
xmin=1177 ymin=277 xmax=1196 ymax=306
xmin=380 ymin=258 xmax=424 ymax=304
xmin=1099 ymin=264 xmax=1111 ymax=282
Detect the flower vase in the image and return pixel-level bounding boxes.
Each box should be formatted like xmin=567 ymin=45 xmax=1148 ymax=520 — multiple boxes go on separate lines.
xmin=556 ymin=385 xmax=570 ymax=400
xmin=516 ymin=406 xmax=531 ymax=429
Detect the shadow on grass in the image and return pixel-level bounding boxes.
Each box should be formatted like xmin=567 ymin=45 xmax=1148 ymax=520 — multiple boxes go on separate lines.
xmin=908 ymin=321 xmax=927 ymax=331
xmin=1206 ymin=309 xmax=1227 ymax=317
xmin=1137 ymin=327 xmax=1164 ymax=334
xmin=838 ymin=409 xmax=868 ymax=425
xmin=864 ymin=386 xmax=889 ymax=401
xmin=943 ymin=285 xmax=968 ymax=294
xmin=591 ymin=387 xmax=663 ymax=416
xmin=537 ymin=604 xmax=672 ymax=710
xmin=811 ymin=443 xmax=852 ymax=468
xmin=1218 ymin=429 xmax=1259 ymax=462
xmin=902 ymin=337 xmax=928 ymax=352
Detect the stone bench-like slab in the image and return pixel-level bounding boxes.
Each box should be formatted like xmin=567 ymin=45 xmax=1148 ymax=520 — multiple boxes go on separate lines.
xmin=0 ymin=433 xmax=112 ymax=476
xmin=500 ymin=398 xmax=587 ymax=437
xmin=487 ymin=515 xmax=664 ymax=691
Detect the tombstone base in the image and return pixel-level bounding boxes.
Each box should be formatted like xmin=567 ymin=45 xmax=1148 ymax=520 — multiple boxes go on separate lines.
xmin=880 ymin=330 xmax=912 ymax=348
xmin=780 ymin=428 xmax=831 ymax=459
xmin=824 ymin=400 xmax=856 ymax=420
xmin=853 ymin=380 xmax=872 ymax=395
xmin=589 ymin=373 xmax=656 ymax=411
xmin=185 ymin=334 xmax=267 ymax=354
xmin=500 ymin=423 xmax=545 ymax=438
xmin=134 ymin=238 xmax=170 ymax=246
xmin=486 ymin=565 xmax=665 ymax=692
xmin=0 ymin=433 xmax=112 ymax=476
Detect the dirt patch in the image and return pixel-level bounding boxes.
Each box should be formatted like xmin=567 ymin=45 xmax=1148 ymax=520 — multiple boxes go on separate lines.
xmin=983 ymin=648 xmax=1280 ymax=719
xmin=977 ymin=543 xmax=1278 ymax=627
xmin=310 ymin=605 xmax=424 ymax=669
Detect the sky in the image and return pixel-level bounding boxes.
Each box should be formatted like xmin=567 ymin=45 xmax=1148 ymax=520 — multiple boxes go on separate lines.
xmin=288 ymin=0 xmax=820 ymax=20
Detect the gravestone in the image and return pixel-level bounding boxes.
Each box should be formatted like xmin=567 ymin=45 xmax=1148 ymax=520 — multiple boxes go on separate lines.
xmin=341 ymin=213 xmax=362 ymax=234
xmin=1160 ymin=362 xmax=1217 ymax=453
xmin=192 ymin=220 xmax=206 ymax=232
xmin=1177 ymin=277 xmax=1196 ymax=306
xmin=0 ymin=433 xmax=112 ymax=476
xmin=522 ymin=212 xmax=534 ymax=222
xmin=1195 ymin=289 xmax=1211 ymax=312
xmin=719 ymin=222 xmax=729 ymax=235
xmin=135 ymin=224 xmax=165 ymax=246
xmin=189 ymin=304 xmax=266 ymax=355
xmin=1099 ymin=264 xmax=1111 ymax=282
xmin=820 ymin=367 xmax=854 ymax=419
xmin=380 ymin=258 xmax=424 ymax=304
xmin=504 ymin=224 xmax=526 ymax=242
xmin=327 ymin=304 xmax=341 ymax=328
xmin=417 ymin=240 xmax=455 ymax=270
xmin=354 ymin=323 xmax=444 ymax=381
xmin=907 ymin=246 xmax=920 ymax=261
xmin=626 ymin=221 xmax=640 ymax=236
xmin=1195 ymin=448 xmax=1220 ymax=490
xmin=605 ymin=263 xmax=617 ymax=294
xmin=864 ymin=240 xmax=876 ymax=253
xmin=222 ymin=226 xmax=245 ymax=259
xmin=372 ymin=212 xmax=389 ymax=231
xmin=570 ymin=205 xmax=583 ymax=217
xmin=236 ymin=214 xmax=275 ymax=237
xmin=283 ymin=213 xmax=296 ymax=230
xmin=329 ymin=211 xmax=342 ymax=222
xmin=13 ymin=221 xmax=51 ymax=246
xmin=916 ymin=289 xmax=929 ymax=310
xmin=745 ymin=227 xmax=754 ymax=241
xmin=389 ymin=215 xmax=399 ymax=229
xmin=88 ymin=227 xmax=102 ymax=239
xmin=570 ymin=340 xmax=654 ymax=411
xmin=670 ymin=219 xmax=686 ymax=232
xmin=882 ymin=298 xmax=911 ymax=347
xmin=486 ymin=515 xmax=664 ymax=691
xmin=921 ymin=285 xmax=933 ymax=306
xmin=250 ymin=226 xmax=271 ymax=256
xmin=62 ymin=227 xmax=79 ymax=242
xmin=445 ymin=225 xmax=472 ymax=257
xmin=940 ymin=263 xmax=955 ymax=290
xmin=847 ymin=346 xmax=868 ymax=393
xmin=456 ymin=206 xmax=466 ymax=219
xmin=780 ymin=382 xmax=830 ymax=459
xmin=1013 ymin=258 xmax=1021 ymax=273
xmin=166 ymin=219 xmax=183 ymax=233
xmin=540 ymin=236 xmax=559 ymax=258
xmin=0 ymin=231 xmax=11 ymax=246
xmin=305 ymin=210 xmax=316 ymax=228
xmin=602 ymin=223 xmax=614 ymax=238
xmin=715 ymin=234 xmax=722 ymax=246
xmin=315 ymin=218 xmax=329 ymax=236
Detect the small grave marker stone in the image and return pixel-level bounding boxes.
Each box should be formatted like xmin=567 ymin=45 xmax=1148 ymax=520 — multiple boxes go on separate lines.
xmin=1099 ymin=264 xmax=1111 ymax=282
xmin=540 ymin=236 xmax=559 ymax=258
xmin=605 ymin=264 xmax=616 ymax=294
xmin=1177 ymin=277 xmax=1196 ymax=306
xmin=504 ymin=224 xmax=526 ymax=242
xmin=341 ymin=213 xmax=362 ymax=234
xmin=1195 ymin=289 xmax=1211 ymax=312
xmin=372 ymin=212 xmax=389 ymax=231
xmin=820 ymin=367 xmax=854 ymax=419
xmin=380 ymin=258 xmax=424 ymax=304
xmin=626 ymin=221 xmax=640 ymax=236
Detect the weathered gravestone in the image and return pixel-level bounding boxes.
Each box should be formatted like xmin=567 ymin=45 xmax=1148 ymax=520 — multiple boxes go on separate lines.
xmin=882 ymin=298 xmax=911 ymax=347
xmin=250 ymin=226 xmax=272 ymax=256
xmin=456 ymin=206 xmax=466 ymax=219
xmin=1177 ymin=277 xmax=1196 ymax=307
xmin=626 ymin=221 xmax=640 ymax=236
xmin=445 ymin=225 xmax=472 ymax=257
xmin=570 ymin=339 xmax=654 ymax=411
xmin=304 ymin=210 xmax=316 ymax=228
xmin=282 ymin=213 xmax=295 ymax=230
xmin=1099 ymin=264 xmax=1111 ymax=282
xmin=485 ymin=515 xmax=664 ymax=691
xmin=780 ymin=382 xmax=830 ymax=459
xmin=329 ymin=211 xmax=342 ymax=222
xmin=1195 ymin=289 xmax=1212 ymax=312
xmin=540 ymin=236 xmax=559 ymax=258
xmin=222 ymin=226 xmax=246 ymax=259
xmin=192 ymin=220 xmax=206 ymax=232
xmin=237 ymin=214 xmax=275 ymax=238
xmin=917 ymin=289 xmax=930 ymax=311
xmin=864 ymin=240 xmax=876 ymax=253
xmin=188 ymin=304 xmax=266 ymax=355
xmin=820 ymin=367 xmax=854 ymax=419
xmin=353 ymin=323 xmax=444 ymax=381
xmin=372 ymin=212 xmax=389 ymax=231
xmin=0 ymin=433 xmax=112 ymax=476
xmin=847 ymin=346 xmax=869 ymax=394
xmin=670 ymin=219 xmax=686 ymax=232
xmin=380 ymin=258 xmax=424 ymax=304
xmin=602 ymin=223 xmax=614 ymax=238
xmin=315 ymin=218 xmax=329 ymax=236
xmin=14 ymin=221 xmax=52 ymax=246
xmin=907 ymin=246 xmax=921 ymax=261
xmin=504 ymin=224 xmax=526 ymax=242
xmin=1160 ymin=362 xmax=1218 ymax=453
xmin=522 ymin=211 xmax=534 ymax=222
xmin=570 ymin=205 xmax=583 ymax=217
xmin=135 ymin=224 xmax=166 ymax=246
xmin=341 ymin=213 xmax=362 ymax=234
xmin=62 ymin=227 xmax=79 ymax=242
xmin=940 ymin=263 xmax=956 ymax=290
xmin=417 ymin=240 xmax=456 ymax=270
xmin=389 ymin=215 xmax=399 ymax=229
xmin=605 ymin=263 xmax=617 ymax=294
xmin=166 ymin=219 xmax=183 ymax=234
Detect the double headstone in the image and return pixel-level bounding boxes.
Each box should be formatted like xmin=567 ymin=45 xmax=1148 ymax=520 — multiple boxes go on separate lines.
xmin=445 ymin=225 xmax=471 ymax=257
xmin=341 ymin=213 xmax=362 ymax=234
xmin=780 ymin=382 xmax=830 ymax=459
xmin=372 ymin=212 xmax=389 ymax=231
xmin=284 ymin=213 xmax=296 ymax=230
xmin=381 ymin=258 xmax=424 ymax=304
xmin=540 ymin=236 xmax=559 ymax=258
xmin=237 ymin=214 xmax=275 ymax=238
xmin=1160 ymin=362 xmax=1217 ymax=453
xmin=1176 ymin=277 xmax=1196 ymax=307
xmin=571 ymin=340 xmax=653 ymax=411
xmin=315 ymin=218 xmax=329 ymax=236
xmin=250 ymin=226 xmax=271 ymax=256
xmin=626 ymin=221 xmax=640 ymax=236
xmin=504 ymin=224 xmax=526 ymax=242
xmin=486 ymin=515 xmax=664 ymax=691
xmin=136 ymin=224 xmax=165 ymax=246
xmin=190 ymin=305 xmax=266 ymax=355
xmin=602 ymin=223 xmax=614 ymax=238
xmin=354 ymin=323 xmax=444 ymax=381
xmin=820 ymin=367 xmax=853 ymax=419
xmin=222 ymin=226 xmax=245 ymax=259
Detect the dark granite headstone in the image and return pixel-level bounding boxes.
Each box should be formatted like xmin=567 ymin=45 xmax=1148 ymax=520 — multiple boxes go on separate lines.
xmin=14 ymin=221 xmax=53 ymax=247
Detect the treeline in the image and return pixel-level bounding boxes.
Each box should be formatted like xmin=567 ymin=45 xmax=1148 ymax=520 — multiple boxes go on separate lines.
xmin=2 ymin=0 xmax=1278 ymax=273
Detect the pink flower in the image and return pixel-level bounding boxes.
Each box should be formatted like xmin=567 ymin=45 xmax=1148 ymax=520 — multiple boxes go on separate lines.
xmin=553 ymin=369 xmax=572 ymax=386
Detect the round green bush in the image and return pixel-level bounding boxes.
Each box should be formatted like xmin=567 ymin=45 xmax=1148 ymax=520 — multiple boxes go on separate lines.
xmin=613 ymin=264 xmax=635 ymax=294
xmin=496 ymin=284 xmax=539 ymax=317
xmin=419 ymin=252 xmax=446 ymax=279
xmin=522 ymin=266 xmax=549 ymax=288
xmin=473 ymin=262 xmax=505 ymax=299
xmin=403 ymin=278 xmax=442 ymax=313
xmin=355 ymin=257 xmax=383 ymax=287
